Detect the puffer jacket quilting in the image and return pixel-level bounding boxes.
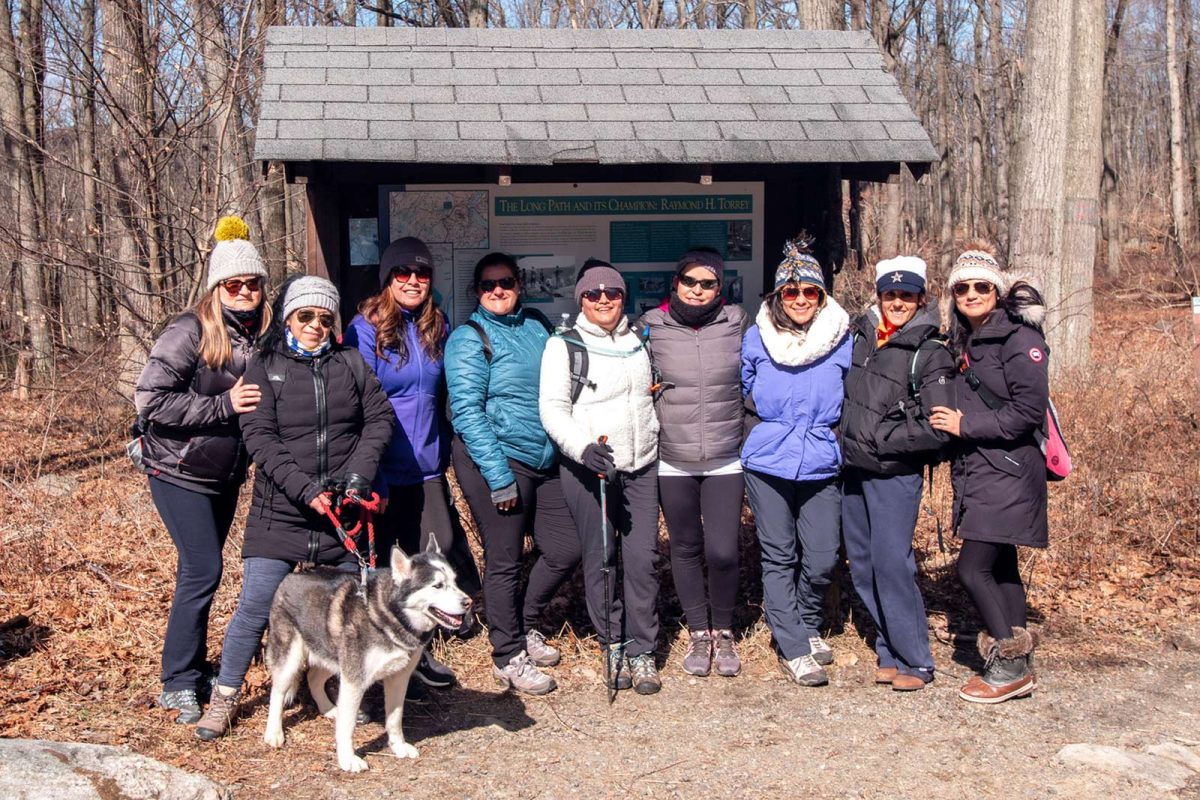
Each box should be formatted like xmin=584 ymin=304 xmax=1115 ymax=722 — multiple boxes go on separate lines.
xmin=539 ymin=313 xmax=659 ymax=472
xmin=639 ymin=303 xmax=748 ymax=465
xmin=445 ymin=305 xmax=556 ymax=492
xmin=740 ymin=299 xmax=852 ymax=481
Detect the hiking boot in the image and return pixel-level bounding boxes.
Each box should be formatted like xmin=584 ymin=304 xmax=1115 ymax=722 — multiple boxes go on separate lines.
xmin=808 ymin=635 xmax=834 ymax=666
xmin=712 ymin=629 xmax=741 ymax=677
xmin=891 ymin=672 xmax=928 ymax=692
xmin=158 ymin=689 xmax=202 ymax=725
xmin=493 ymin=651 xmax=557 ymax=696
xmin=194 ymin=687 xmax=241 ymax=741
xmin=628 ymin=654 xmax=662 ymax=695
xmin=779 ymin=654 xmax=829 ymax=687
xmin=414 ymin=650 xmax=456 ymax=688
xmin=959 ymin=628 xmax=1035 ymax=704
xmin=605 ymin=644 xmax=632 ymax=691
xmin=525 ymin=630 xmax=561 ymax=667
xmin=681 ymin=630 xmax=713 ymax=677
xmin=874 ymin=667 xmax=898 ymax=685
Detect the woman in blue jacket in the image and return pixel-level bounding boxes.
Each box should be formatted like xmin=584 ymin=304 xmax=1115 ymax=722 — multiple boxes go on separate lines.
xmin=445 ymin=253 xmax=580 ymax=696
xmin=742 ymin=238 xmax=851 ymax=688
xmin=343 ymin=236 xmax=480 ymax=688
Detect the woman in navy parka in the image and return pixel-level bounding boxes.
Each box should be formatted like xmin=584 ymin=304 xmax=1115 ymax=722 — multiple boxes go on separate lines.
xmin=742 ymin=238 xmax=851 ymax=688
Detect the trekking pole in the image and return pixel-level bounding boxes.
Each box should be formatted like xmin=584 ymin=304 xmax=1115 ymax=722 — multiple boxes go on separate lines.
xmin=596 ymin=435 xmax=616 ymax=705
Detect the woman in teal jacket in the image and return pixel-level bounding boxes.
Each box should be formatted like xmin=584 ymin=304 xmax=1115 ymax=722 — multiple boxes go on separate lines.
xmin=445 ymin=252 xmax=581 ymax=696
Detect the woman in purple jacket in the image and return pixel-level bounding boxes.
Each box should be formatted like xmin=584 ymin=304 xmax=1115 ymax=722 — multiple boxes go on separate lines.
xmin=343 ymin=236 xmax=481 ymax=688
xmin=741 ymin=238 xmax=851 ymax=689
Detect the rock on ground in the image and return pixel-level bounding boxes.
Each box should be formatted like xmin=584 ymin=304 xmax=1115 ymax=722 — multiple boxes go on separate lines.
xmin=1057 ymin=743 xmax=1198 ymax=791
xmin=0 ymin=740 xmax=228 ymax=800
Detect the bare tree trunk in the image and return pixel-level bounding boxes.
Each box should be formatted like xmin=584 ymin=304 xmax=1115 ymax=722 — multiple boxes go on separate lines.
xmin=468 ymin=0 xmax=488 ymax=26
xmin=79 ymin=0 xmax=102 ymax=336
xmin=1060 ymin=0 xmax=1104 ymax=371
xmin=1009 ymin=0 xmax=1074 ymax=370
xmin=1178 ymin=0 xmax=1199 ymax=241
xmin=987 ymin=0 xmax=1009 ymax=250
xmin=1101 ymin=0 xmax=1129 ymax=278
xmin=195 ymin=0 xmax=249 ymax=220
xmin=935 ymin=0 xmax=953 ymax=271
xmin=1166 ymin=0 xmax=1192 ymax=255
xmin=797 ymin=0 xmax=842 ymax=29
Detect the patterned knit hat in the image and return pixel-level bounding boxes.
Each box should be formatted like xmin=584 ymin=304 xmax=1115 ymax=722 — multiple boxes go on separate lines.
xmin=773 ymin=234 xmax=824 ymax=292
xmin=206 ymin=215 xmax=268 ymax=291
xmin=947 ymin=249 xmax=1007 ymax=294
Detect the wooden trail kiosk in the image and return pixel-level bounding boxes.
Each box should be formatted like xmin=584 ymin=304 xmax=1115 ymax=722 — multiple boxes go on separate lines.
xmin=255 ymin=27 xmax=936 ymax=326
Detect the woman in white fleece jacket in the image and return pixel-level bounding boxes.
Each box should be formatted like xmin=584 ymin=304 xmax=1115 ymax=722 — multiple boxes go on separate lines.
xmin=539 ymin=258 xmax=662 ymax=695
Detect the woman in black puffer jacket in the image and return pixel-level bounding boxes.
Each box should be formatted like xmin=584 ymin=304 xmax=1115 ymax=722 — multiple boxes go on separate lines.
xmin=930 ymin=245 xmax=1050 ymax=706
xmin=840 ymin=257 xmax=954 ymax=693
xmin=134 ymin=216 xmax=270 ymax=726
xmin=195 ymin=275 xmax=394 ymax=741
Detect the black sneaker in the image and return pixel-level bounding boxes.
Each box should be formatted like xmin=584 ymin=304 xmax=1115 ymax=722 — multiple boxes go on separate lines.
xmin=158 ymin=689 xmax=202 ymax=724
xmin=628 ymin=654 xmax=662 ymax=695
xmin=414 ymin=650 xmax=456 ymax=688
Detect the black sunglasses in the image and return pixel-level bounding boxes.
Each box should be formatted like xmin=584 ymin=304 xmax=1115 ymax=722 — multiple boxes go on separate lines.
xmin=295 ymin=309 xmax=336 ymax=328
xmin=391 ymin=265 xmax=433 ymax=284
xmin=581 ymin=287 xmax=624 ymax=303
xmin=679 ymin=274 xmax=720 ymax=291
xmin=953 ymin=281 xmax=995 ymax=297
xmin=479 ymin=276 xmax=518 ymax=293
xmin=220 ymin=277 xmax=263 ymax=294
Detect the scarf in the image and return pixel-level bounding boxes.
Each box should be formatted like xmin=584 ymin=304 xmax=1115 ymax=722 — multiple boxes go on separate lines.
xmin=286 ymin=328 xmax=331 ymax=358
xmin=224 ymin=305 xmax=262 ymax=334
xmin=668 ymin=293 xmax=724 ymax=329
xmin=876 ymin=316 xmax=898 ymax=348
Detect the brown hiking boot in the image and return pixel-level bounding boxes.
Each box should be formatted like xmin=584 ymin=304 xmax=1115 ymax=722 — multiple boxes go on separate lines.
xmin=958 ymin=628 xmax=1035 ymax=704
xmin=195 ymin=687 xmax=242 ymax=741
xmin=891 ymin=673 xmax=927 ymax=692
xmin=874 ymin=667 xmax=898 ymax=685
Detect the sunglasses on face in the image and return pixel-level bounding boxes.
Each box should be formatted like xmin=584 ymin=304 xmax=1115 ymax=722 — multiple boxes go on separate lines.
xmin=479 ymin=276 xmax=518 ymax=293
xmin=221 ymin=277 xmax=262 ymax=295
xmin=391 ymin=265 xmax=433 ymax=284
xmin=679 ymin=274 xmax=720 ymax=291
xmin=953 ymin=281 xmax=995 ymax=297
xmin=295 ymin=309 xmax=336 ymax=328
xmin=779 ymin=285 xmax=823 ymax=302
xmin=581 ymin=287 xmax=624 ymax=303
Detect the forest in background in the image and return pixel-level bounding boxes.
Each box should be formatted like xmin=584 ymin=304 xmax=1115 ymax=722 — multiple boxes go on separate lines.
xmin=1 ymin=0 xmax=1198 ymax=398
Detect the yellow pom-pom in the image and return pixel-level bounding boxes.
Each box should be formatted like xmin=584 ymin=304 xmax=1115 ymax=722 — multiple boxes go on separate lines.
xmin=214 ymin=215 xmax=249 ymax=242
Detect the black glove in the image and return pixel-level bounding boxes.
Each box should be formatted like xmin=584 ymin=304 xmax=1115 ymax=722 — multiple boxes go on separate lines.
xmin=341 ymin=472 xmax=372 ymax=498
xmin=580 ymin=442 xmax=616 ymax=479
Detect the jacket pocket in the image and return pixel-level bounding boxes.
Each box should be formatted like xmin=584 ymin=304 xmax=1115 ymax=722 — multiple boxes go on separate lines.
xmin=979 ymin=446 xmax=1024 ymax=478
xmin=177 ymin=434 xmax=242 ymax=481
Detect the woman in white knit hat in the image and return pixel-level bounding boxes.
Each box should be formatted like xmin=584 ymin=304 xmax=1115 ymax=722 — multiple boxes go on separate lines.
xmin=196 ymin=274 xmax=396 ymax=740
xmin=134 ymin=216 xmax=270 ymax=727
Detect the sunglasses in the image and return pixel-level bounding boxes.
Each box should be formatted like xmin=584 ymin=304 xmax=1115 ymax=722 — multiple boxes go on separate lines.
xmin=581 ymin=287 xmax=624 ymax=303
xmin=779 ymin=285 xmax=823 ymax=302
xmin=479 ymin=276 xmax=518 ymax=293
xmin=679 ymin=274 xmax=720 ymax=291
xmin=953 ymin=281 xmax=995 ymax=297
xmin=391 ymin=265 xmax=433 ymax=284
xmin=221 ymin=277 xmax=262 ymax=295
xmin=295 ymin=309 xmax=336 ymax=328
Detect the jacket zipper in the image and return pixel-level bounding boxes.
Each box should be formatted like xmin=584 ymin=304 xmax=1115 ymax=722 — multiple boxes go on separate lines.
xmin=694 ymin=327 xmax=706 ymax=461
xmin=308 ymin=356 xmax=328 ymax=563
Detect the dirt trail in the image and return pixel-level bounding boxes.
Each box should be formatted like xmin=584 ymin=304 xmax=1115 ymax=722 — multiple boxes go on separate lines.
xmin=203 ymin=634 xmax=1199 ymax=799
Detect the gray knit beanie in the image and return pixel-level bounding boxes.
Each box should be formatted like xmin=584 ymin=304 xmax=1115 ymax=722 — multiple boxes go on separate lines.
xmin=574 ymin=258 xmax=626 ymax=305
xmin=282 ymin=275 xmax=340 ymax=321
xmin=206 ymin=216 xmax=268 ymax=291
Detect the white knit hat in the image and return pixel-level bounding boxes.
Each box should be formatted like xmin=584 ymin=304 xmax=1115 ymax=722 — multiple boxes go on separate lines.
xmin=946 ymin=249 xmax=1007 ymax=294
xmin=206 ymin=216 xmax=268 ymax=291
xmin=282 ymin=276 xmax=340 ymax=321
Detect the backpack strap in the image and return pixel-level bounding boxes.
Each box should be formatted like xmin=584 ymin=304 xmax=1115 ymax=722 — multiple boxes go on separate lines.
xmin=907 ymin=333 xmax=949 ymax=409
xmin=564 ymin=327 xmax=594 ymax=404
xmin=962 ymin=364 xmax=1006 ymax=411
xmin=463 ymin=319 xmax=493 ymax=364
xmin=523 ymin=307 xmax=554 ymax=336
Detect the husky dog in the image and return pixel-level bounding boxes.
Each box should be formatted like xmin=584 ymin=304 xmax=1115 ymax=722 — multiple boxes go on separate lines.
xmin=263 ymin=540 xmax=471 ymax=772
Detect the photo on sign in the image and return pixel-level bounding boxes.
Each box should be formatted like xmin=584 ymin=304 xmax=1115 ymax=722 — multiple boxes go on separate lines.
xmin=727 ymin=221 xmax=752 ymax=261
xmin=516 ymin=255 xmax=576 ymax=304
xmin=348 ymin=218 xmax=379 ymax=266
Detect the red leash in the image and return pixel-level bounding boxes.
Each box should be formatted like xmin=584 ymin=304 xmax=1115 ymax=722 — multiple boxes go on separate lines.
xmin=321 ymin=489 xmax=381 ymax=574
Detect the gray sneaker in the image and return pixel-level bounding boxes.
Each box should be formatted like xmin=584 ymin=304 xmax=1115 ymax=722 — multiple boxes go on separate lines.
xmin=808 ymin=635 xmax=834 ymax=666
xmin=628 ymin=654 xmax=662 ymax=695
xmin=712 ymin=629 xmax=741 ymax=677
xmin=780 ymin=654 xmax=829 ymax=687
xmin=493 ymin=651 xmax=557 ymax=696
xmin=525 ymin=630 xmax=561 ymax=667
xmin=681 ymin=630 xmax=712 ymax=677
xmin=605 ymin=644 xmax=632 ymax=691
xmin=158 ymin=689 xmax=201 ymax=724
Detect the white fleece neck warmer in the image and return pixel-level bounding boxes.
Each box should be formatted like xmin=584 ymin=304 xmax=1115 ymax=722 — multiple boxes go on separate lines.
xmin=755 ymin=296 xmax=849 ymax=367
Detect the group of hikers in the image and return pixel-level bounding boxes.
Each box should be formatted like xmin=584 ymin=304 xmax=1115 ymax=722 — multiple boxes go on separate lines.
xmin=135 ymin=214 xmax=1051 ymax=741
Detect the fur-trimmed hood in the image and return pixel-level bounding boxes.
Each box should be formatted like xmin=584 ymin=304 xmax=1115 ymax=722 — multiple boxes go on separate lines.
xmin=755 ymin=296 xmax=850 ymax=368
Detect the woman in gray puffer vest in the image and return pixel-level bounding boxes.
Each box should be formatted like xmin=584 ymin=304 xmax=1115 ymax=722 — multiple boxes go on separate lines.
xmin=134 ymin=217 xmax=270 ymax=725
xmin=640 ymin=248 xmax=748 ymax=679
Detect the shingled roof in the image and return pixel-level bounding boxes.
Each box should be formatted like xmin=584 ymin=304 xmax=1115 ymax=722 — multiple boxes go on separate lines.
xmin=255 ymin=27 xmax=936 ymax=167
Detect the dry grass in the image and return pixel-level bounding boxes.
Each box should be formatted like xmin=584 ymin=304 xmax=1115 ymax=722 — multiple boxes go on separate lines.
xmin=0 ymin=277 xmax=1197 ymax=781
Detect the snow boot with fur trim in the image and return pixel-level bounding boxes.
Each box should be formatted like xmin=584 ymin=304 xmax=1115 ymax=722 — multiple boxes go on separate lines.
xmin=958 ymin=627 xmax=1035 ymax=704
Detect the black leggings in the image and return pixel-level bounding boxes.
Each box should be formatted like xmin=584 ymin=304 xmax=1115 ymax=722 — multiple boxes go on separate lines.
xmin=659 ymin=473 xmax=744 ymax=631
xmin=377 ymin=475 xmax=483 ymax=597
xmin=956 ymin=540 xmax=1026 ymax=640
